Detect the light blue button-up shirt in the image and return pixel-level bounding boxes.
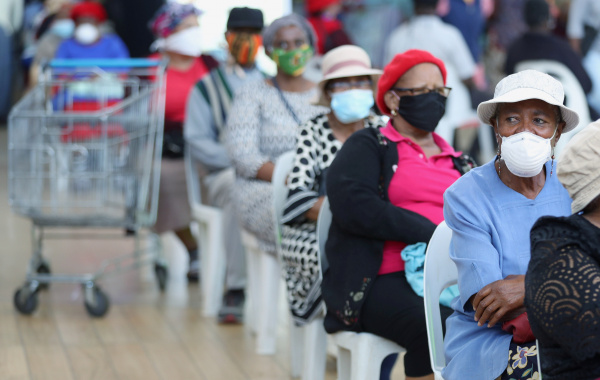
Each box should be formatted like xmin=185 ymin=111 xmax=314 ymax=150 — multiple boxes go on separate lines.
xmin=441 ymin=159 xmax=571 ymax=380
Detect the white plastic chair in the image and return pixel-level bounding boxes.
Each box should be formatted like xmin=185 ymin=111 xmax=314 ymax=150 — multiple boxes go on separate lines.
xmin=515 ymin=60 xmax=592 ymax=158
xmin=423 ymin=221 xmax=456 ymax=380
xmin=423 ymin=222 xmax=545 ymax=379
xmin=317 ymin=197 xmax=406 ymax=380
xmin=272 ymin=150 xmax=327 ymax=380
xmin=184 ymin=147 xmax=226 ymax=317
xmin=241 ymin=151 xmax=293 ymax=356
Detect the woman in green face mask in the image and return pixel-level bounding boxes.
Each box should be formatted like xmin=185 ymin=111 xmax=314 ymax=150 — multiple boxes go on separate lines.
xmin=223 ymin=14 xmax=326 ymax=261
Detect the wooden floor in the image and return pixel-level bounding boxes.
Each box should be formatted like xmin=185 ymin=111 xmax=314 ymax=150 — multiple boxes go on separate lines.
xmin=0 ymin=127 xmax=406 ymax=380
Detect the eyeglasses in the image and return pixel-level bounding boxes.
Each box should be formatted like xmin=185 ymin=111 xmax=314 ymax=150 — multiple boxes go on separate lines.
xmin=391 ymin=86 xmax=452 ymax=97
xmin=327 ymin=79 xmax=373 ymax=93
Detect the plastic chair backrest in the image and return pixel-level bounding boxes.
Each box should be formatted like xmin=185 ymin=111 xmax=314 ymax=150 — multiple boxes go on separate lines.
xmin=514 ymin=60 xmax=592 ymax=157
xmin=316 ymin=197 xmax=331 ymax=277
xmin=423 ymin=221 xmax=457 ymax=376
xmin=184 ymin=145 xmax=203 ymax=208
xmin=271 ymin=150 xmax=296 ymax=258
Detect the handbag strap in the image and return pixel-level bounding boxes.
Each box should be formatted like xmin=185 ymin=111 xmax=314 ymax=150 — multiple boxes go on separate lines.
xmin=272 ymin=77 xmax=302 ymax=125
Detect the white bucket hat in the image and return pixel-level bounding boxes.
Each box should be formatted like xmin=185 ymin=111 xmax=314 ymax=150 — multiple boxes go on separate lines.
xmin=477 ymin=70 xmax=580 ymax=133
xmin=315 ymin=45 xmax=382 ymax=106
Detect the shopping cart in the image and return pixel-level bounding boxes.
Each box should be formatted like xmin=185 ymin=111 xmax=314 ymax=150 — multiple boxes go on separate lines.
xmin=9 ymin=59 xmax=167 ymax=317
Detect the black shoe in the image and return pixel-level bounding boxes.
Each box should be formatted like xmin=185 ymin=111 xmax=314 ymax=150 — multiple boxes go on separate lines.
xmin=218 ymin=289 xmax=245 ymax=324
xmin=186 ymin=258 xmax=200 ymax=283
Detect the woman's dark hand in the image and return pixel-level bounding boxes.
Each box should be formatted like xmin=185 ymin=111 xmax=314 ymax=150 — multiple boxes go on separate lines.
xmin=472 ymin=275 xmax=525 ymax=328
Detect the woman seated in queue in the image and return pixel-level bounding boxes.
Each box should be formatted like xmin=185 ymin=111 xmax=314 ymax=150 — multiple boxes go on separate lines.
xmin=525 ymin=120 xmax=600 ymax=380
xmin=322 ymin=49 xmax=474 ymax=380
xmin=224 ymin=14 xmax=326 ymax=259
xmin=280 ymin=45 xmax=383 ymax=326
xmin=442 ymin=70 xmax=579 ymax=380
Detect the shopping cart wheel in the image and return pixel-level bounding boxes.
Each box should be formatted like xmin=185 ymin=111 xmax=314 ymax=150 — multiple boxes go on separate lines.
xmin=13 ymin=285 xmax=39 ymax=315
xmin=154 ymin=263 xmax=168 ymax=291
xmin=36 ymin=262 xmax=51 ymax=290
xmin=83 ymin=285 xmax=110 ymax=317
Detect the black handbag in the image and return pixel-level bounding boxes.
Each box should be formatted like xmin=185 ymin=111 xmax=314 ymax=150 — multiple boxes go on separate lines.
xmin=162 ymin=121 xmax=185 ymax=159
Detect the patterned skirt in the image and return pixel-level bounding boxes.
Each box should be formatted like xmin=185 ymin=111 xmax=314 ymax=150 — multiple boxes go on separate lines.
xmin=281 ymin=222 xmax=324 ymax=325
xmin=498 ymin=341 xmax=539 ymax=380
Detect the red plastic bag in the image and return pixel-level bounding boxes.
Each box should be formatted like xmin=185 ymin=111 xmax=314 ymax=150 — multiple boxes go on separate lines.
xmin=502 ymin=312 xmax=535 ymax=343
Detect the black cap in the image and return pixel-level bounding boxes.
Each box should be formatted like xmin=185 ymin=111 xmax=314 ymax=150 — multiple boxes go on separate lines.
xmin=227 ymin=7 xmax=264 ymax=30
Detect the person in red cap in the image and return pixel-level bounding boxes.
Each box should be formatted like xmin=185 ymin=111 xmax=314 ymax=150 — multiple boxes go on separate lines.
xmin=306 ymin=0 xmax=352 ymax=54
xmin=54 ymin=0 xmax=129 ymax=59
xmin=322 ymin=49 xmax=475 ymax=380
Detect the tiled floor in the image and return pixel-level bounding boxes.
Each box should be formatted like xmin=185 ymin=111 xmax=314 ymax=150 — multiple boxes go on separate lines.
xmin=0 ymin=126 xmax=406 ymax=380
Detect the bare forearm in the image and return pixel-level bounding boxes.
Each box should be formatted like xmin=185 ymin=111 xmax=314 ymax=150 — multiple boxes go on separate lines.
xmin=256 ymin=162 xmax=275 ymax=182
xmin=570 ymin=38 xmax=582 ymax=55
xmin=304 ymin=197 xmax=324 ymax=221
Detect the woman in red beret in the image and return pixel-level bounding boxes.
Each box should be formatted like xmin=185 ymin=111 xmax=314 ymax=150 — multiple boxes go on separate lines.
xmin=322 ymin=49 xmax=474 ymax=380
xmin=54 ymin=1 xmax=129 ymax=59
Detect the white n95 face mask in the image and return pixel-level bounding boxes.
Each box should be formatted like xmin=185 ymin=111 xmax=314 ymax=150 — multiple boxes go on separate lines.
xmin=74 ymin=23 xmax=100 ymax=45
xmin=500 ymin=129 xmax=556 ymax=178
xmin=162 ymin=26 xmax=203 ymax=57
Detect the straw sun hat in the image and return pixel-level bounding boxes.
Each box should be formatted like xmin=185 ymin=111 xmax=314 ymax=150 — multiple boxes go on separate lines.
xmin=315 ymin=45 xmax=382 ymax=107
xmin=477 ymin=70 xmax=580 ymax=133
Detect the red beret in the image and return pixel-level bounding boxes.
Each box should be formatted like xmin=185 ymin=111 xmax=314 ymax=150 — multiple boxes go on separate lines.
xmin=70 ymin=1 xmax=107 ymax=22
xmin=376 ymin=49 xmax=447 ymax=116
xmin=306 ymin=0 xmax=340 ymax=13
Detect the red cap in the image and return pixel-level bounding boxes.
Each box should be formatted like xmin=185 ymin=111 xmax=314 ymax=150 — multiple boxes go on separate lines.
xmin=306 ymin=0 xmax=340 ymax=13
xmin=70 ymin=1 xmax=107 ymax=22
xmin=376 ymin=49 xmax=447 ymax=115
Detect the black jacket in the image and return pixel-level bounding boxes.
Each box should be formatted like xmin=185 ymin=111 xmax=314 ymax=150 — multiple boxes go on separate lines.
xmin=322 ymin=127 xmax=474 ymax=333
xmin=323 ymin=127 xmax=437 ymax=332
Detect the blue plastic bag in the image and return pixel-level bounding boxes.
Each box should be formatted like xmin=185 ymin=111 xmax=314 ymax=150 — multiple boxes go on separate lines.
xmin=401 ymin=242 xmax=458 ymax=307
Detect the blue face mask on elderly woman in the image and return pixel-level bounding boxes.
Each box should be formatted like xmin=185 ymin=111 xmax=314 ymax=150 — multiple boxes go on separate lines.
xmin=330 ymin=89 xmax=374 ymax=124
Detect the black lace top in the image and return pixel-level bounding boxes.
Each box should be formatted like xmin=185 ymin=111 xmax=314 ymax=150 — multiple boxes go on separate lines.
xmin=525 ymin=214 xmax=600 ymax=380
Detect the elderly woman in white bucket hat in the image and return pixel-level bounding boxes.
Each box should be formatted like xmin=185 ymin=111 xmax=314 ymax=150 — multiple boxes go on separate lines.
xmin=442 ymin=70 xmax=580 ymax=380
xmin=280 ymin=44 xmax=383 ymax=326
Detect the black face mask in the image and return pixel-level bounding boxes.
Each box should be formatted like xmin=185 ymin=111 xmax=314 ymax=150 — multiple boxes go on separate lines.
xmin=396 ymin=92 xmax=447 ymax=132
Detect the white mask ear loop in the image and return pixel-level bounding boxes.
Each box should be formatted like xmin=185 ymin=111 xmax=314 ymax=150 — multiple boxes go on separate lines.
xmin=550 ymin=126 xmax=558 ymax=176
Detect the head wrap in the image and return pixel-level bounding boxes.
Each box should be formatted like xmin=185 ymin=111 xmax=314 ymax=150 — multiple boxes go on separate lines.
xmin=227 ymin=7 xmax=264 ymax=30
xmin=149 ymin=3 xmax=202 ymax=39
xmin=70 ymin=1 xmax=107 ymax=23
xmin=262 ymin=13 xmax=317 ymax=53
xmin=376 ymin=49 xmax=447 ymax=115
xmin=306 ymin=0 xmax=340 ymax=14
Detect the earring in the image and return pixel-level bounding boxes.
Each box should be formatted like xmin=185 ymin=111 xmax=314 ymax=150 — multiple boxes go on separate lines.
xmin=550 ymin=148 xmax=555 ymax=177
xmin=390 ymin=109 xmax=397 ymax=116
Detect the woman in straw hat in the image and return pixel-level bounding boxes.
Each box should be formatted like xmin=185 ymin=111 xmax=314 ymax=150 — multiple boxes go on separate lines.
xmin=322 ymin=49 xmax=474 ymax=380
xmin=442 ymin=70 xmax=579 ymax=380
xmin=280 ymin=44 xmax=383 ymax=326
xmin=525 ymin=120 xmax=600 ymax=380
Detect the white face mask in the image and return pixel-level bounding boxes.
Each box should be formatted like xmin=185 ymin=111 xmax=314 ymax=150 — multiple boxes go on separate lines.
xmin=162 ymin=26 xmax=203 ymax=57
xmin=74 ymin=23 xmax=100 ymax=45
xmin=499 ymin=129 xmax=556 ymax=178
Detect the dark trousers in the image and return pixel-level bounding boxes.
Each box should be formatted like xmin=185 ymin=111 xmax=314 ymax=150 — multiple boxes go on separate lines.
xmin=360 ymin=271 xmax=453 ymax=377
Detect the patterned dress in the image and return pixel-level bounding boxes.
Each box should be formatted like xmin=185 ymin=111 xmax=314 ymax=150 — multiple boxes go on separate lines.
xmin=224 ymin=80 xmax=326 ymax=255
xmin=281 ymin=113 xmax=384 ymax=325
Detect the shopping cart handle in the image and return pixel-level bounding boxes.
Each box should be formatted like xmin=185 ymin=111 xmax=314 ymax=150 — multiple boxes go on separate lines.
xmin=49 ymin=58 xmax=164 ymax=68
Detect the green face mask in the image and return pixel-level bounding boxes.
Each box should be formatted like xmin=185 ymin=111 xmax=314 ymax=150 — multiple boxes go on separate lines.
xmin=271 ymin=44 xmax=314 ymax=76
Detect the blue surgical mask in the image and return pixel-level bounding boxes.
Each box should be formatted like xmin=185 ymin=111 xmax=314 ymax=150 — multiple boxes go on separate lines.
xmin=330 ymin=89 xmax=374 ymax=124
xmin=50 ymin=19 xmax=75 ymax=39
